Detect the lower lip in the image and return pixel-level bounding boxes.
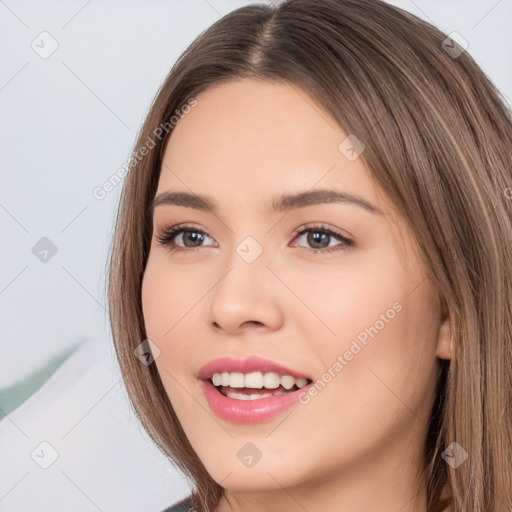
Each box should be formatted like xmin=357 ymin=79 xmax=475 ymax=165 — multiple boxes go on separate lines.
xmin=200 ymin=379 xmax=309 ymax=424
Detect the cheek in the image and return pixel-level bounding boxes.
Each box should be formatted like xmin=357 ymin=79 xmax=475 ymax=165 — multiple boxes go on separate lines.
xmin=141 ymin=255 xmax=210 ymax=385
xmin=290 ymin=247 xmax=438 ymax=404
xmin=141 ymin=259 xmax=198 ymax=415
xmin=141 ymin=257 xmax=195 ymax=342
xmin=286 ymin=254 xmax=407 ymax=354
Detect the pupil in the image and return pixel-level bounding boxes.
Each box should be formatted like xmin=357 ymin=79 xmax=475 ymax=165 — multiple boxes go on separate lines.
xmin=184 ymin=231 xmax=203 ymax=247
xmin=308 ymin=231 xmax=328 ymax=248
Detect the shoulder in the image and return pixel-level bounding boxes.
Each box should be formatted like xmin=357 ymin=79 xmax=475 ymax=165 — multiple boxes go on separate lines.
xmin=161 ymin=494 xmax=197 ymax=512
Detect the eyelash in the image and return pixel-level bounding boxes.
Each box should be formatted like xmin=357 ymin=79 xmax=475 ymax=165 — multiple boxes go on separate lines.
xmin=155 ymin=223 xmax=355 ymax=255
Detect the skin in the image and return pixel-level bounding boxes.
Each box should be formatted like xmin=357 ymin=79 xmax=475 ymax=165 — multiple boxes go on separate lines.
xmin=141 ymin=78 xmax=453 ymax=512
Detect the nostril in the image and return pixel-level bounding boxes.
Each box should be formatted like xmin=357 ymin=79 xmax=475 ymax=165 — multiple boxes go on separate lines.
xmin=240 ymin=320 xmax=264 ymax=328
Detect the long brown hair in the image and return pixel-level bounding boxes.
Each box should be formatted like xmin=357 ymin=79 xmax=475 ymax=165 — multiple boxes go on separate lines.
xmin=107 ymin=1 xmax=512 ymax=510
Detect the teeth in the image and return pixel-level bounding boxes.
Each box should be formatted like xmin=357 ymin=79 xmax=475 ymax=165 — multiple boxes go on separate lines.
xmin=245 ymin=371 xmax=263 ymax=388
xmin=295 ymin=378 xmax=308 ymax=388
xmin=229 ymin=372 xmax=245 ymax=388
xmin=211 ymin=371 xmax=309 ymax=390
xmin=281 ymin=375 xmax=295 ymax=390
xmin=224 ymin=389 xmax=280 ymax=400
xmin=263 ymin=372 xmax=280 ymax=389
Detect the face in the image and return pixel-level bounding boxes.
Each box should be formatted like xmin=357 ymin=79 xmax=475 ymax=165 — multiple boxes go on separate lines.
xmin=141 ymin=79 xmax=451 ymax=508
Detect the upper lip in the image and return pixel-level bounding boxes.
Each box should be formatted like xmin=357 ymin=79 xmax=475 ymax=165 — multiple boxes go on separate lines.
xmin=198 ymin=356 xmax=313 ymax=381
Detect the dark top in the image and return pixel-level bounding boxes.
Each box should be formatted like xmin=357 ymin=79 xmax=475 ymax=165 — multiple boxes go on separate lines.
xmin=161 ymin=494 xmax=196 ymax=512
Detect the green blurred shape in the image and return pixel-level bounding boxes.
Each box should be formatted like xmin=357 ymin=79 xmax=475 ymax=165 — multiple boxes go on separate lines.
xmin=0 ymin=339 xmax=88 ymax=420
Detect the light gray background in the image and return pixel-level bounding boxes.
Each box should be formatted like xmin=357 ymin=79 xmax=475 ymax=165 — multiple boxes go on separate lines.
xmin=1 ymin=1 xmax=511 ymax=511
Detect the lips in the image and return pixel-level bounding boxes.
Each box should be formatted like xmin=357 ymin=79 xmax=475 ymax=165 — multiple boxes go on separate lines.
xmin=200 ymin=378 xmax=312 ymax=423
xmin=197 ymin=356 xmax=314 ymax=424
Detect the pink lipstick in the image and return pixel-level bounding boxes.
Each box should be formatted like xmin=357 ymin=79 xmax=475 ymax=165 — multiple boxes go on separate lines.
xmin=198 ymin=356 xmax=313 ymax=424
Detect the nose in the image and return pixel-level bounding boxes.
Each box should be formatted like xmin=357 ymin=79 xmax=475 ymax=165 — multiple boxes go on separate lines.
xmin=206 ymin=257 xmax=284 ymax=336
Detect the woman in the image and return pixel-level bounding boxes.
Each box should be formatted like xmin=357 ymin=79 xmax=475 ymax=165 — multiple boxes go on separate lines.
xmin=107 ymin=1 xmax=512 ymax=510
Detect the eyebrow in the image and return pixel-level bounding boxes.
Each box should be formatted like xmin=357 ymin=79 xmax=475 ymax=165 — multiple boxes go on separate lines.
xmin=149 ymin=189 xmax=382 ymax=215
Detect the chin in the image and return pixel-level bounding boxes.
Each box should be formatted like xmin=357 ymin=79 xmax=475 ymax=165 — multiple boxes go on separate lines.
xmin=209 ymin=468 xmax=299 ymax=492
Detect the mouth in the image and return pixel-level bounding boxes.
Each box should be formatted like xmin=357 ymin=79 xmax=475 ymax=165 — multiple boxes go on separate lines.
xmin=197 ymin=356 xmax=314 ymax=423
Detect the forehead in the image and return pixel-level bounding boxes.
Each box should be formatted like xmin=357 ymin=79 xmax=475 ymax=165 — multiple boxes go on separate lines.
xmin=166 ymin=79 xmax=341 ymax=162
xmin=159 ymin=79 xmax=386 ymax=213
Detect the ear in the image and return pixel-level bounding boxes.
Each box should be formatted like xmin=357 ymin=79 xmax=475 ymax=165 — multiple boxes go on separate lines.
xmin=436 ymin=311 xmax=453 ymax=360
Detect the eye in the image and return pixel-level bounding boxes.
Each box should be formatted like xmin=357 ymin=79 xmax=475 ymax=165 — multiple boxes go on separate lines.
xmin=291 ymin=223 xmax=355 ymax=254
xmin=155 ymin=223 xmax=217 ymax=252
